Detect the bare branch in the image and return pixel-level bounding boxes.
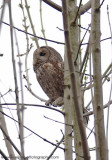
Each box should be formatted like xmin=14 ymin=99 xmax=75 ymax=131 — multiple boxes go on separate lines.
xmin=83 ymin=100 xmax=112 ymax=117
xmin=0 ymin=126 xmax=22 ymax=156
xmin=44 ymin=116 xmax=72 ymax=127
xmin=42 ymin=0 xmax=62 ymax=12
xmin=73 ymin=0 xmax=83 ymax=25
xmin=0 ymin=20 xmax=65 ymax=45
xmin=24 ymin=0 xmax=39 ymax=48
xmin=0 ymin=102 xmax=16 ymax=160
xmin=8 ymin=1 xmax=25 ymax=158
xmin=0 ymin=149 xmax=9 ymax=160
xmin=106 ymin=4 xmax=112 ymax=146
xmin=79 ymin=0 xmax=91 ymax=15
xmin=0 ymin=103 xmax=64 ymax=115
xmin=80 ymin=37 xmax=91 ymax=83
xmin=40 ymin=0 xmax=48 ymax=46
xmin=0 ymin=110 xmax=65 ymax=151
xmin=0 ymin=0 xmax=6 ymax=33
xmin=98 ymin=0 xmax=106 ymax=9
xmin=74 ymin=24 xmax=90 ymax=64
xmin=107 ymin=5 xmax=112 ymax=44
xmin=47 ymin=135 xmax=64 ymax=160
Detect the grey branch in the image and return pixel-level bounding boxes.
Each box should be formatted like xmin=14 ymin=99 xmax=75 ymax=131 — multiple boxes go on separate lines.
xmin=79 ymin=0 xmax=91 ymax=15
xmin=42 ymin=0 xmax=62 ymax=12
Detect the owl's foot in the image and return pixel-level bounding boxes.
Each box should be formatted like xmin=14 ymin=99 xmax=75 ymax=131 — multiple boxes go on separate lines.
xmin=45 ymin=99 xmax=52 ymax=106
xmin=52 ymin=97 xmax=63 ymax=107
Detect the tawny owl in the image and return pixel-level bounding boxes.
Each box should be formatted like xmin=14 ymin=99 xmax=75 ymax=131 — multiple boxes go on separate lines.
xmin=33 ymin=46 xmax=64 ymax=106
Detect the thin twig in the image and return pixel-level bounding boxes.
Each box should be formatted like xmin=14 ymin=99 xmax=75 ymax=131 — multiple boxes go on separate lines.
xmin=1 ymin=20 xmax=112 ymax=45
xmin=0 ymin=126 xmax=22 ymax=156
xmin=40 ymin=0 xmax=48 ymax=46
xmin=98 ymin=0 xmax=106 ymax=9
xmin=0 ymin=89 xmax=12 ymax=98
xmin=47 ymin=135 xmax=64 ymax=160
xmin=8 ymin=1 xmax=25 ymax=158
xmin=106 ymin=5 xmax=112 ymax=145
xmin=0 ymin=0 xmax=6 ymax=33
xmin=24 ymin=0 xmax=39 ymax=48
xmin=83 ymin=100 xmax=112 ymax=117
xmin=80 ymin=37 xmax=90 ymax=74
xmin=0 ymin=20 xmax=65 ymax=45
xmin=44 ymin=116 xmax=73 ymax=127
xmin=14 ymin=13 xmax=25 ymax=157
xmin=21 ymin=0 xmax=46 ymax=103
xmin=0 ymin=103 xmax=64 ymax=115
xmin=0 ymin=100 xmax=16 ymax=160
xmin=87 ymin=127 xmax=95 ymax=139
xmin=73 ymin=0 xmax=83 ymax=25
xmin=74 ymin=24 xmax=90 ymax=64
xmin=82 ymin=62 xmax=112 ymax=91
xmin=81 ymin=36 xmax=112 ymax=45
xmin=24 ymin=81 xmax=47 ymax=102
xmin=0 ymin=110 xmax=65 ymax=150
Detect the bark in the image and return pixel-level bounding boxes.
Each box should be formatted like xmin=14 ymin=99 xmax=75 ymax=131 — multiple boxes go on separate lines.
xmin=64 ymin=50 xmax=73 ymax=160
xmin=91 ymin=0 xmax=108 ymax=159
xmin=62 ymin=0 xmax=90 ymax=159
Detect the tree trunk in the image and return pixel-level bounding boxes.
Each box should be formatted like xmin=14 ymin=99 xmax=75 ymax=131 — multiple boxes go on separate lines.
xmin=91 ymin=0 xmax=108 ymax=159
xmin=62 ymin=0 xmax=90 ymax=159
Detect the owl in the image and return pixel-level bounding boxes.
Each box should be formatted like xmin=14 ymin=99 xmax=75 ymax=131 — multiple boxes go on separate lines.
xmin=33 ymin=46 xmax=64 ymax=106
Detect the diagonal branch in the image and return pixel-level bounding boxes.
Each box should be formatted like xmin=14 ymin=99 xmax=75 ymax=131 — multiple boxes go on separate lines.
xmin=0 ymin=110 xmax=65 ymax=150
xmin=0 ymin=101 xmax=16 ymax=160
xmin=47 ymin=135 xmax=64 ymax=160
xmin=0 ymin=126 xmax=22 ymax=156
xmin=0 ymin=149 xmax=9 ymax=160
xmin=42 ymin=0 xmax=62 ymax=12
xmin=79 ymin=0 xmax=91 ymax=15
xmin=42 ymin=0 xmax=91 ymax=16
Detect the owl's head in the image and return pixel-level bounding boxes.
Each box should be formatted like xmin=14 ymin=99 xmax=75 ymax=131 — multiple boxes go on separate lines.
xmin=33 ymin=46 xmax=63 ymax=70
xmin=33 ymin=46 xmax=50 ymax=68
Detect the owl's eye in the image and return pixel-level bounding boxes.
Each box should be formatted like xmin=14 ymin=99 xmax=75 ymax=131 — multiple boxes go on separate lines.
xmin=40 ymin=52 xmax=46 ymax=56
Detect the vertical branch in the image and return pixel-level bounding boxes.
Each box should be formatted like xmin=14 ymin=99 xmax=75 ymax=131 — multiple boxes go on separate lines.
xmin=91 ymin=0 xmax=108 ymax=159
xmin=64 ymin=50 xmax=73 ymax=160
xmin=14 ymin=28 xmax=25 ymax=159
xmin=20 ymin=0 xmax=46 ymax=102
xmin=62 ymin=0 xmax=90 ymax=160
xmin=0 ymin=0 xmax=6 ymax=33
xmin=106 ymin=5 xmax=112 ymax=146
xmin=24 ymin=0 xmax=39 ymax=48
xmin=8 ymin=1 xmax=25 ymax=159
xmin=40 ymin=0 xmax=48 ymax=46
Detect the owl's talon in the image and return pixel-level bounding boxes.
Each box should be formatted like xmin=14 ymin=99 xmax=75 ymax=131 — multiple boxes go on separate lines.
xmin=45 ymin=100 xmax=50 ymax=106
xmin=45 ymin=99 xmax=53 ymax=106
xmin=52 ymin=97 xmax=63 ymax=107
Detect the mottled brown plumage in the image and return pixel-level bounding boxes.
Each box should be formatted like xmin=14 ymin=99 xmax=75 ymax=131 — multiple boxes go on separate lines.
xmin=33 ymin=46 xmax=64 ymax=106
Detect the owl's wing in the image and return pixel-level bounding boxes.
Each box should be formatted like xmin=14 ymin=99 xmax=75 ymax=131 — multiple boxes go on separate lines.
xmin=38 ymin=61 xmax=64 ymax=99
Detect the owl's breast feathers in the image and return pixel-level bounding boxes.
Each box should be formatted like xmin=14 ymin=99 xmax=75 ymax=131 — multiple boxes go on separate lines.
xmin=35 ymin=61 xmax=64 ymax=101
